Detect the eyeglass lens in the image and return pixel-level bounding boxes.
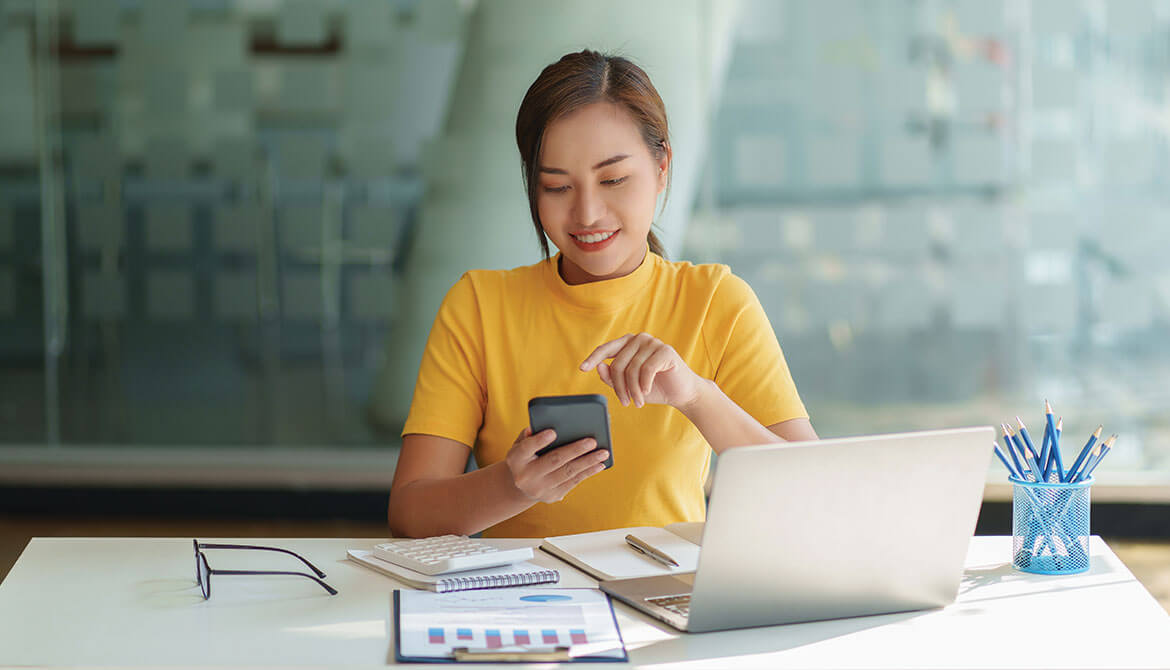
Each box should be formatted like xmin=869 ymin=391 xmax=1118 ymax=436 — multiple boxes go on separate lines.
xmin=198 ymin=552 xmax=211 ymax=600
xmin=193 ymin=540 xmax=202 ymax=588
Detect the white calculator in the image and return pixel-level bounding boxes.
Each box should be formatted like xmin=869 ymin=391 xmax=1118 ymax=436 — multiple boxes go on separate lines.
xmin=372 ymin=535 xmax=534 ymax=576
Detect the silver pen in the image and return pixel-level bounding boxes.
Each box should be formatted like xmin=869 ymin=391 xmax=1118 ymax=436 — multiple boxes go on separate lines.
xmin=624 ymin=534 xmax=680 ymax=568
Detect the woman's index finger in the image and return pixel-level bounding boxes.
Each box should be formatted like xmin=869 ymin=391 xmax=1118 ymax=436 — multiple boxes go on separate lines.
xmin=579 ymin=334 xmax=634 ymax=371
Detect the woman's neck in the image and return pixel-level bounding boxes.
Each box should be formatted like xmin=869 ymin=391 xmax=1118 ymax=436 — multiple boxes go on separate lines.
xmin=558 ymin=248 xmax=649 ymax=285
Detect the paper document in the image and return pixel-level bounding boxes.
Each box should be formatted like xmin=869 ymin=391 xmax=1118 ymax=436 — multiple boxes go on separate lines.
xmin=541 ymin=526 xmax=700 ymax=581
xmin=395 ymin=588 xmax=627 ymax=662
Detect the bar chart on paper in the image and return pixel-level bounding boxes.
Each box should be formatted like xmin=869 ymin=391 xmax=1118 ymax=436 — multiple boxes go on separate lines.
xmin=421 ymin=626 xmax=590 ymax=648
xmin=396 ymin=588 xmax=626 ymax=661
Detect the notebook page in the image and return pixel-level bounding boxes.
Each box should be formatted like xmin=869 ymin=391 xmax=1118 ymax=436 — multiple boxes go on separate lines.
xmin=541 ymin=526 xmax=700 ymax=581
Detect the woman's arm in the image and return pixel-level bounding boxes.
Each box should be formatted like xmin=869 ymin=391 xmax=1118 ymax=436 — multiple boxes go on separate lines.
xmin=388 ymin=431 xmax=609 ymax=537
xmin=388 ymin=434 xmax=527 ymax=537
xmin=580 ymin=333 xmax=816 ymax=455
xmin=676 ymin=379 xmax=818 ymax=453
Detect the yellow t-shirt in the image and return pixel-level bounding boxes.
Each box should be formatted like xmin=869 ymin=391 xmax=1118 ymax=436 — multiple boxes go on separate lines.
xmin=401 ymin=250 xmax=807 ymax=538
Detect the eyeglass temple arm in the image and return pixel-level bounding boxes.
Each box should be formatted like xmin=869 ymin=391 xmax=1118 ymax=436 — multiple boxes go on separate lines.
xmin=209 ymin=569 xmax=338 ymax=595
xmin=196 ymin=544 xmax=327 ymax=578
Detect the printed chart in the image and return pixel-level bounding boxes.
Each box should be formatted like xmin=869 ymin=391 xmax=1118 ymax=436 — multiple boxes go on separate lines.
xmin=397 ymin=588 xmax=626 ymax=661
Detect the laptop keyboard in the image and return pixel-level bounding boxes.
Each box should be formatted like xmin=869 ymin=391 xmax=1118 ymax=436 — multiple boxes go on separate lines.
xmin=646 ymin=594 xmax=691 ymax=618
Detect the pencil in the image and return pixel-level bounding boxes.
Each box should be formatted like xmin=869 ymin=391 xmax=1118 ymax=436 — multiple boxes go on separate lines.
xmin=1017 ymin=416 xmax=1041 ymax=469
xmin=993 ymin=443 xmax=1021 ymax=479
xmin=1065 ymin=425 xmax=1101 ymax=484
xmin=1051 ymin=416 xmax=1065 ymax=481
xmin=1001 ymin=428 xmax=1026 ymax=479
xmin=1006 ymin=423 xmax=1042 ymax=481
xmin=1080 ymin=435 xmax=1116 ymax=482
xmin=1040 ymin=401 xmax=1055 ymax=480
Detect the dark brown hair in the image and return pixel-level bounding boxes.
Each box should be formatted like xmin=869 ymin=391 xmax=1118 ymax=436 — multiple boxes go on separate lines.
xmin=515 ymin=49 xmax=670 ymax=260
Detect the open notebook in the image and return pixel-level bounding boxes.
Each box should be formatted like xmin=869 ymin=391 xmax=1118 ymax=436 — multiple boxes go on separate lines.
xmin=539 ymin=522 xmax=703 ymax=581
xmin=348 ymin=549 xmax=559 ymax=593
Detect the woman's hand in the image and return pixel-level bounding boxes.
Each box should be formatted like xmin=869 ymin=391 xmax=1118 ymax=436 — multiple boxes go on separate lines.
xmin=579 ymin=332 xmax=706 ymax=410
xmin=504 ymin=427 xmax=610 ymax=503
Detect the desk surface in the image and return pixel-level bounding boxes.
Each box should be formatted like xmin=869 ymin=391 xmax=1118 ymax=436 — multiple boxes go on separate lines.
xmin=1 ymin=536 xmax=1168 ymax=669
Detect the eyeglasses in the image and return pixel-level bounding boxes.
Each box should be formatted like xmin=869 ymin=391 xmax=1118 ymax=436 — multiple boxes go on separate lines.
xmin=193 ymin=540 xmax=338 ymax=599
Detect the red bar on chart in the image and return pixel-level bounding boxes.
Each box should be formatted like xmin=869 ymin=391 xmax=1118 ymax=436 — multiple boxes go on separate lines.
xmin=456 ymin=628 xmax=473 ymax=641
xmin=541 ymin=629 xmax=558 ymax=644
xmin=427 ymin=628 xmax=444 ymax=644
xmin=485 ymin=630 xmax=502 ymax=649
xmin=513 ymin=629 xmax=530 ymax=645
xmin=570 ymin=629 xmax=587 ymax=645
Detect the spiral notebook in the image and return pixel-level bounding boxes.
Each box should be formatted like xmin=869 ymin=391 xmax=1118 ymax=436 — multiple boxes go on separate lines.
xmin=347 ymin=549 xmax=559 ymax=593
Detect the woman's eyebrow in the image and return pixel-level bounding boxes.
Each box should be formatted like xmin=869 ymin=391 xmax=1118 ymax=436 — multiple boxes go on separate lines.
xmin=539 ymin=154 xmax=630 ymax=174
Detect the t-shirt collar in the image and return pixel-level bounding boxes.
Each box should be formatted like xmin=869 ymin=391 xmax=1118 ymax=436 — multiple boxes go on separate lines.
xmin=543 ymin=245 xmax=658 ymax=311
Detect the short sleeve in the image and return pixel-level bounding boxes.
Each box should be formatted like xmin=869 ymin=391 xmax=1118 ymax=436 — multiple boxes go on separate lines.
xmin=401 ymin=274 xmax=487 ymax=447
xmin=702 ymin=272 xmax=807 ymax=426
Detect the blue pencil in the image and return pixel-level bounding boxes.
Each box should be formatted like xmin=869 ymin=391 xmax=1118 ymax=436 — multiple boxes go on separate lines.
xmin=1015 ymin=417 xmax=1042 ymax=468
xmin=1039 ymin=402 xmax=1054 ymax=480
xmin=1051 ymin=416 xmax=1066 ymax=482
xmin=1065 ymin=425 xmax=1102 ymax=484
xmin=1079 ymin=435 xmax=1116 ymax=482
xmin=1006 ymin=423 xmax=1042 ymax=481
xmin=1073 ymin=443 xmax=1103 ymax=483
xmin=1001 ymin=429 xmax=1025 ymax=479
xmin=993 ymin=443 xmax=1021 ymax=479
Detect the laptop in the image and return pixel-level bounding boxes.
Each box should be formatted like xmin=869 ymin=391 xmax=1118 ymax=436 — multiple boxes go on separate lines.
xmin=599 ymin=426 xmax=994 ymax=632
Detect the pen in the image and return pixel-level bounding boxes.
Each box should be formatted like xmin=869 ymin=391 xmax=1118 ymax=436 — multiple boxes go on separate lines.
xmin=624 ymin=534 xmax=679 ymax=568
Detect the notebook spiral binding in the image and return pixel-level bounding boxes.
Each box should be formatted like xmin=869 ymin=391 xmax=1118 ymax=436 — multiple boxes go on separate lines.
xmin=434 ymin=568 xmax=560 ymax=593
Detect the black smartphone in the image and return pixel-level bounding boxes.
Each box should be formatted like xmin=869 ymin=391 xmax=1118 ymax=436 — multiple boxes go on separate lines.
xmin=528 ymin=394 xmax=614 ymax=470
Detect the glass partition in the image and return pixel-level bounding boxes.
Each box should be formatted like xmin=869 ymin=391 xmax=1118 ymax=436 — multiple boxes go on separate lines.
xmin=1 ymin=0 xmax=1167 ymax=491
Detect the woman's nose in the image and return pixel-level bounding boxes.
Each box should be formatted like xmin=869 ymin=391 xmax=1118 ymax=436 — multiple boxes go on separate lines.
xmin=573 ymin=185 xmax=605 ymax=225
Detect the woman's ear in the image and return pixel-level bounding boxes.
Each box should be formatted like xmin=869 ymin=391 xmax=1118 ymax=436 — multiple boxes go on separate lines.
xmin=656 ymin=141 xmax=671 ymax=192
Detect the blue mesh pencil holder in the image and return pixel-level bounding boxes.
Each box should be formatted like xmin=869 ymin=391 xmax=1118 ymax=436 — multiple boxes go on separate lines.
xmin=1011 ymin=476 xmax=1093 ymax=575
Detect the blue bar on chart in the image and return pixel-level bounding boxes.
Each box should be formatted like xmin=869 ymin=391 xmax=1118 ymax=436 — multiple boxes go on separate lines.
xmin=485 ymin=629 xmax=502 ymax=649
xmin=513 ymin=629 xmax=530 ymax=645
xmin=570 ymin=629 xmax=588 ymax=644
xmin=427 ymin=628 xmax=444 ymax=644
xmin=456 ymin=628 xmax=473 ymax=641
xmin=542 ymin=629 xmax=558 ymax=644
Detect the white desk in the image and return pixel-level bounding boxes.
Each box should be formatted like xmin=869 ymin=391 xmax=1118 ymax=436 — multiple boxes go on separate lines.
xmin=1 ymin=536 xmax=1168 ymax=668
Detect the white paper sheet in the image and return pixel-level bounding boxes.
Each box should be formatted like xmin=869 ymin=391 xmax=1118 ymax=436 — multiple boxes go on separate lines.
xmin=396 ymin=588 xmax=626 ymax=661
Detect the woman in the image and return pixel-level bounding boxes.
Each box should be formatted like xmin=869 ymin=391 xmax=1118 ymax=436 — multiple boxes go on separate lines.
xmin=388 ymin=49 xmax=816 ymax=539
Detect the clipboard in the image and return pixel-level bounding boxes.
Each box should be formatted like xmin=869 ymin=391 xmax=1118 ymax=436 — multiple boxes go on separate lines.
xmin=393 ymin=588 xmax=628 ymax=663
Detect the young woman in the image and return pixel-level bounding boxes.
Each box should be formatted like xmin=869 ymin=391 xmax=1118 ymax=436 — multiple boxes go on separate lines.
xmin=388 ymin=50 xmax=816 ymax=539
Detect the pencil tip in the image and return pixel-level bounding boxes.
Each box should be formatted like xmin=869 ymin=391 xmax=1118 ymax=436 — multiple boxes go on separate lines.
xmin=1055 ymin=417 xmax=1063 ymax=430
xmin=1045 ymin=399 xmax=1052 ymax=413
xmin=1093 ymin=425 xmax=1103 ymax=437
xmin=1016 ymin=416 xmax=1026 ymax=429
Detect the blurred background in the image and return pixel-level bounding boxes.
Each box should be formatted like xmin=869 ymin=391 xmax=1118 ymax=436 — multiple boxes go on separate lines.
xmin=1 ymin=0 xmax=1168 ymax=584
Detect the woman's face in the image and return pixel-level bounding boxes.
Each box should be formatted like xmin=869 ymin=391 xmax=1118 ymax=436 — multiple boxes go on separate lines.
xmin=537 ymin=102 xmax=668 ymax=284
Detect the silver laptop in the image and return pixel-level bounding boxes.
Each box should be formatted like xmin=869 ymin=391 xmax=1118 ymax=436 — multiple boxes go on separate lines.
xmin=600 ymin=427 xmax=994 ymax=632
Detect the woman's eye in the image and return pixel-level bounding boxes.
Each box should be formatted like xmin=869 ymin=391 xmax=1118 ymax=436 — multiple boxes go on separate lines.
xmin=543 ymin=185 xmax=570 ymax=193
xmin=602 ymin=176 xmax=628 ymax=186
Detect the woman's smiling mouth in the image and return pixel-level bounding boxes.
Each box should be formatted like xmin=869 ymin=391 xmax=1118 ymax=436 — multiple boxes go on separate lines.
xmin=569 ymin=229 xmax=619 ymax=251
